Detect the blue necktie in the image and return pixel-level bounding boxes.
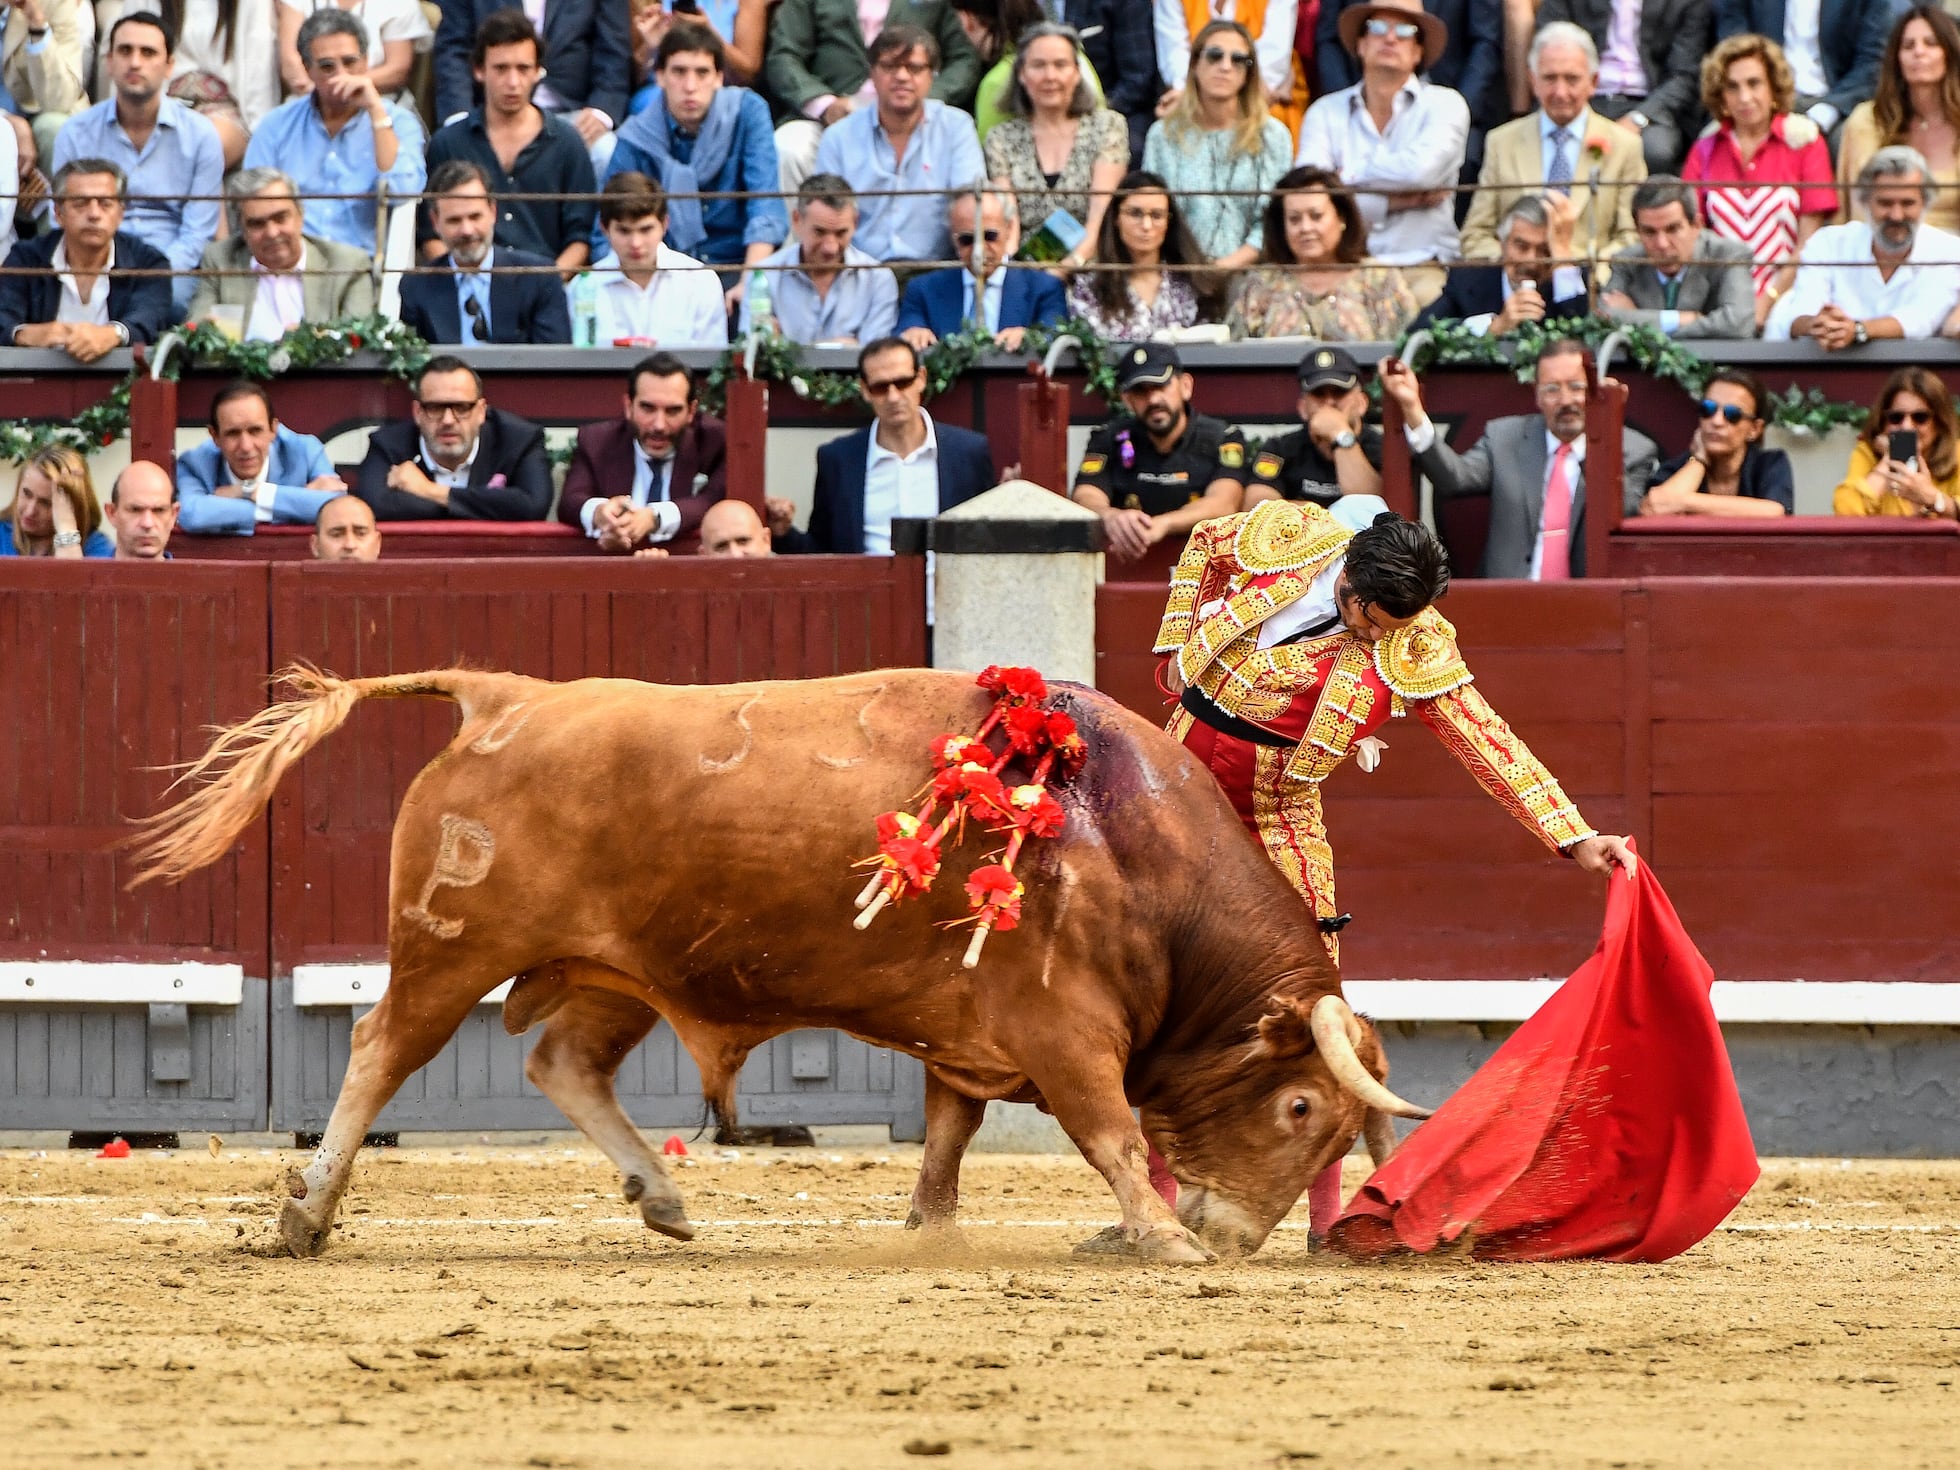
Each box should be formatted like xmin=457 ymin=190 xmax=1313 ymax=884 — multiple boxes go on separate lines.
xmin=1548 ymin=128 xmax=1573 ymax=193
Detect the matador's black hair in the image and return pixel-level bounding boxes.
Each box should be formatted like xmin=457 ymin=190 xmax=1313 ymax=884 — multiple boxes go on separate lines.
xmin=1344 ymin=511 xmax=1450 ymax=619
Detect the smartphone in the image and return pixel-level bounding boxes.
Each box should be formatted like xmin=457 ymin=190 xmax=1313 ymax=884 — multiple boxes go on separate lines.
xmin=673 ymin=0 xmax=700 ymax=12
xmin=1888 ymin=428 xmax=1919 ymax=468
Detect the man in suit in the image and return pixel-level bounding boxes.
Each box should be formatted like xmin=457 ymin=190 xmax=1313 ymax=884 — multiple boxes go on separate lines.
xmin=1380 ymin=340 xmax=1658 ymax=579
xmin=402 ymin=160 xmax=571 ymax=345
xmin=1601 ymin=175 xmax=1756 ymax=339
xmin=558 ymin=353 xmax=729 ymax=553
xmin=434 ymin=0 xmax=630 ymax=166
xmin=176 ymin=381 xmax=349 ymax=536
xmin=356 ymin=356 xmax=555 ymax=521
xmin=1535 ymin=0 xmax=1713 ymax=174
xmin=1416 ymin=192 xmax=1591 ymax=332
xmin=186 ymin=169 xmax=374 ymax=337
xmin=781 ymin=336 xmax=996 ymax=554
xmin=0 ymin=157 xmax=172 ymax=359
xmin=896 ymin=186 xmax=1067 ymax=350
xmin=1459 ymin=21 xmax=1645 ymax=269
xmin=1713 ymin=0 xmax=1895 ymax=143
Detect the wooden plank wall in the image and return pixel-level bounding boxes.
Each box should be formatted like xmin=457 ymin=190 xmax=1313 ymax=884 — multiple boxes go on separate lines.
xmin=1094 ymin=579 xmax=1960 ymax=984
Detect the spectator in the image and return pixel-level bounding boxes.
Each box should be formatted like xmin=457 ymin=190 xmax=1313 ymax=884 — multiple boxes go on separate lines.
xmin=558 ymin=352 xmax=729 ymax=553
xmin=1318 ymin=0 xmax=1507 ymax=149
xmin=1601 ymin=175 xmax=1756 ymax=338
xmin=421 ymin=11 xmax=597 ymax=274
xmin=356 ymin=355 xmax=554 ymax=521
xmin=1066 ymin=168 xmax=1211 ymax=337
xmin=4 ymin=0 xmax=87 ymax=160
xmin=1638 ymin=367 xmax=1791 ymax=518
xmin=1226 ymin=163 xmax=1419 ymax=339
xmin=1460 ymin=21 xmax=1644 ymax=266
xmin=1713 ymin=0 xmax=1896 ymax=145
xmin=608 ymin=21 xmax=787 ymax=302
xmin=280 ymin=0 xmax=430 ymax=103
xmin=0 ymin=158 xmax=172 ymax=359
xmin=1413 ymin=192 xmax=1590 ymax=333
xmin=1767 ymin=146 xmax=1960 ymax=347
xmin=1534 ymin=0 xmax=1713 ymax=174
xmin=783 ymin=336 xmax=996 ymax=553
xmin=107 ymin=460 xmax=179 ymax=558
xmin=0 ymin=443 xmax=111 ymax=557
xmin=435 ymin=0 xmax=628 ymax=167
xmin=698 ymin=497 xmax=773 ymax=555
xmin=312 ymin=490 xmax=383 ymax=559
xmin=628 ymin=0 xmax=770 ymax=88
xmin=1155 ymin=0 xmax=1306 ymax=143
xmin=176 ymin=380 xmax=349 ymax=535
xmin=1242 ymin=345 xmax=1384 ymax=506
xmin=950 ymin=0 xmax=1061 ymax=139
xmin=736 ymin=173 xmax=901 ymax=344
xmin=1142 ymin=19 xmax=1291 ymax=269
xmin=896 ymin=185 xmax=1067 ymax=348
xmin=54 ymin=11 xmax=222 ymax=315
xmin=1050 ymin=0 xmax=1160 ymax=164
xmin=1295 ymin=0 xmax=1467 ymax=296
xmin=579 ymin=171 xmax=729 ymax=348
xmin=244 ymin=9 xmax=426 ymax=255
xmin=1838 ymin=7 xmax=1960 ymax=237
xmin=982 ymin=22 xmax=1128 ymax=259
xmin=1834 ymin=365 xmax=1960 ymax=518
xmin=135 ymin=0 xmax=282 ymax=168
xmin=1069 ymin=342 xmax=1246 ymax=563
xmin=186 ymin=168 xmax=376 ymax=337
xmin=403 ymin=160 xmax=572 ymax=345
xmin=1682 ymin=33 xmax=1835 ymax=329
xmin=813 ymin=26 xmax=986 ymax=263
xmin=0 ymin=112 xmax=16 ymax=264
xmin=767 ymin=1 xmax=980 ymax=194
xmin=1379 ymin=342 xmax=1659 ymax=578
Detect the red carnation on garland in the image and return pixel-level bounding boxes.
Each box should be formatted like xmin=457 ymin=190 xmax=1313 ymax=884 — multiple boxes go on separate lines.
xmin=931 ymin=733 xmax=984 ymax=768
xmin=963 ymin=863 xmax=1026 ymax=930
xmin=976 ymin=665 xmax=1048 ymax=704
xmin=1003 ymin=702 xmax=1051 ymax=757
xmin=1003 ymin=784 xmax=1065 ymax=838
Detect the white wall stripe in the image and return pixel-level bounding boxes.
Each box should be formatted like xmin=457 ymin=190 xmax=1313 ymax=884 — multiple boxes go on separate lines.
xmin=0 ymin=961 xmax=243 ymax=1006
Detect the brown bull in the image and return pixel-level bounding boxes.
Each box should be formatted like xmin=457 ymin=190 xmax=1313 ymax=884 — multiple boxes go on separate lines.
xmin=133 ymin=666 xmax=1428 ymax=1264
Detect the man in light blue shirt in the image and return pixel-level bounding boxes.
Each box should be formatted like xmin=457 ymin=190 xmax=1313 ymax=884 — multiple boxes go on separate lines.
xmin=176 ymin=380 xmax=348 ymax=536
xmin=812 ymin=24 xmax=983 ymax=264
xmin=737 ymin=173 xmax=898 ymax=344
xmin=53 ymin=10 xmax=221 ymax=314
xmin=243 ymin=8 xmax=426 ymax=255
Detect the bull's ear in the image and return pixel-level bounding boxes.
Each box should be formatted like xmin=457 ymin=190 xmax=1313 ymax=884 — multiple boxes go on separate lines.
xmin=1253 ymin=995 xmax=1315 ymax=1058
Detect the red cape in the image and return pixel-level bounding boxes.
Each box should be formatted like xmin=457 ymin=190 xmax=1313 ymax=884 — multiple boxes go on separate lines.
xmin=1329 ymin=847 xmax=1759 ymax=1263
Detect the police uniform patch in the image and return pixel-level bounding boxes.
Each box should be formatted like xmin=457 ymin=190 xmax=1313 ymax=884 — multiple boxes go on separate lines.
xmin=1254 ymin=451 xmax=1283 ymax=478
xmin=1219 ymin=443 xmax=1244 ymax=469
xmin=1079 ymin=454 xmax=1106 ymax=475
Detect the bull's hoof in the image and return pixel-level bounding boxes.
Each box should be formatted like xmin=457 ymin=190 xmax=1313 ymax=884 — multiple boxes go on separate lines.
xmin=637 ymin=1195 xmax=696 ymax=1242
xmin=1070 ymin=1224 xmax=1134 ymax=1257
xmin=904 ymin=1207 xmax=924 ymax=1231
xmin=1136 ymin=1223 xmax=1215 ymax=1266
xmin=279 ymin=1199 xmax=333 ymax=1259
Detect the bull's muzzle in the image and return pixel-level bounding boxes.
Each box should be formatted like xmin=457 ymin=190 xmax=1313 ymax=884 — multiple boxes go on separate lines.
xmin=1177 ymin=1188 xmax=1266 ymax=1258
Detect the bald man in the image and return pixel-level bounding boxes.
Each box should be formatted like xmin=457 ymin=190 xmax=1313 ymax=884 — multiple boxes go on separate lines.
xmin=312 ymin=494 xmax=382 ymax=561
xmin=109 ymin=461 xmax=179 ymax=559
xmin=699 ymin=498 xmax=772 ymax=557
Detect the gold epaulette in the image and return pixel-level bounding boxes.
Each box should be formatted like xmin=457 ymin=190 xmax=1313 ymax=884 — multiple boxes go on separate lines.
xmin=1374 ymin=608 xmax=1473 ymax=703
xmin=1232 ymin=499 xmax=1353 ymax=575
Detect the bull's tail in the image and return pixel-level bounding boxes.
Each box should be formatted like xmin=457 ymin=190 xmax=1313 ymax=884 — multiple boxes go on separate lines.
xmin=128 ymin=664 xmax=521 ymax=888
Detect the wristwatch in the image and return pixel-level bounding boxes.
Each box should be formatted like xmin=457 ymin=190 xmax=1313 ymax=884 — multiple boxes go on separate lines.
xmin=1853 ymin=320 xmax=1870 ymax=346
xmin=1331 ymin=430 xmax=1358 ymax=451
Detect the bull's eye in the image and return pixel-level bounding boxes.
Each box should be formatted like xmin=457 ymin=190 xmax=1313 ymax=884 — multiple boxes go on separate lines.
xmin=1289 ymin=1097 xmax=1310 ymax=1119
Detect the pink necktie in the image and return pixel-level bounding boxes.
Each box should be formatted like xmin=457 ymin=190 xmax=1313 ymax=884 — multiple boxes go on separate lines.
xmin=1540 ymin=442 xmax=1575 ymax=582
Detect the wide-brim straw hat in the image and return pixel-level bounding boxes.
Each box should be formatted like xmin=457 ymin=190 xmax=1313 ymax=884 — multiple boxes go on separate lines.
xmin=1338 ymin=0 xmax=1448 ymax=71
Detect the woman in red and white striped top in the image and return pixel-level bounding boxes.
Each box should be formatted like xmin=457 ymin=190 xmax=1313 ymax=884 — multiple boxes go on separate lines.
xmin=1682 ymin=33 xmax=1836 ymax=332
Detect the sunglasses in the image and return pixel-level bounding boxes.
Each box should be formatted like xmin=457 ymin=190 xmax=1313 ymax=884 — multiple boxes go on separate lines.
xmin=860 ymin=376 xmax=918 ymax=396
xmin=953 ymin=229 xmax=1003 ymax=247
xmin=1698 ymin=399 xmax=1750 ymax=424
xmin=1197 ymin=45 xmax=1254 ymax=68
xmin=1364 ymin=18 xmax=1421 ymax=39
xmin=1886 ymin=409 xmax=1932 ymax=426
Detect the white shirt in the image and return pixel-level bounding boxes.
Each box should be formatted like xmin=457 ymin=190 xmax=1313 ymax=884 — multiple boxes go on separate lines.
xmin=577 ymin=440 xmax=686 ymax=542
xmin=1531 ymin=429 xmax=1585 ymax=581
xmin=1764 ymin=220 xmax=1960 ymax=341
xmin=418 ymin=434 xmax=480 ymax=489
xmin=0 ymin=118 xmax=16 ymax=265
xmin=52 ymin=239 xmax=114 ymax=326
xmin=248 ymin=245 xmax=308 ymax=341
xmin=1295 ymin=78 xmax=1469 ymax=265
xmin=587 ymin=243 xmax=730 ymax=350
xmin=1153 ymin=0 xmax=1298 ymax=105
xmin=1782 ymin=0 xmax=1828 ymax=99
xmin=862 ymin=409 xmax=940 ymax=555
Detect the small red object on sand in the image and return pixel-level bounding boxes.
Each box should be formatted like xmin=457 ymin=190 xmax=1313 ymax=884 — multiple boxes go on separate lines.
xmin=1330 ymin=844 xmax=1759 ymax=1264
xmin=96 ymin=1137 xmax=132 ymax=1158
xmin=661 ymin=1135 xmax=688 ymax=1157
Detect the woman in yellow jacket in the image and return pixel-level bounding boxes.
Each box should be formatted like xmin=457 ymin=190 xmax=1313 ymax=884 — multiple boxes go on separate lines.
xmin=1835 ymin=366 xmax=1960 ymax=519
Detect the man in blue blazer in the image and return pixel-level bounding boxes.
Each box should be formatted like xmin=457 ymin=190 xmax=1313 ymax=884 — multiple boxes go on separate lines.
xmin=0 ymin=159 xmax=174 ymax=358
xmin=1414 ymin=194 xmax=1590 ymax=334
xmin=403 ymin=161 xmax=572 ymax=345
xmin=434 ymin=0 xmax=630 ymax=149
xmin=897 ymin=186 xmax=1067 ymax=351
xmin=177 ymin=381 xmax=349 ymax=535
xmin=780 ymin=337 xmax=997 ymax=553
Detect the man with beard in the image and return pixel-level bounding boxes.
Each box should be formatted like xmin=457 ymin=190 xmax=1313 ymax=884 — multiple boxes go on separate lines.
xmin=401 ymin=160 xmax=571 ymax=345
xmin=558 ymin=352 xmax=728 ymax=553
xmin=355 ymin=356 xmax=553 ymax=521
xmin=1767 ymin=146 xmax=1960 ymax=348
xmin=1382 ymin=339 xmax=1656 ymax=580
xmin=736 ymin=173 xmax=899 ymax=345
xmin=1069 ymin=343 xmax=1248 ymax=565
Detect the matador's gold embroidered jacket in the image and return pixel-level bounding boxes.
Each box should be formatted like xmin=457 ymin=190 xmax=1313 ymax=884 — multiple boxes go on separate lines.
xmin=1155 ymin=499 xmax=1596 ymax=853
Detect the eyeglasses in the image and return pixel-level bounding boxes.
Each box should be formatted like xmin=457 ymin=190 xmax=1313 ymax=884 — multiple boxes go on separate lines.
xmin=860 ymin=376 xmax=918 ymax=397
xmin=1886 ymin=409 xmax=1933 ymax=426
xmin=1364 ymin=18 xmax=1421 ymax=39
xmin=1197 ymin=45 xmax=1254 ymax=68
xmin=1698 ymin=399 xmax=1749 ymax=424
xmin=415 ymin=398 xmax=482 ymax=420
xmin=874 ymin=57 xmax=933 ymax=76
xmin=1119 ymin=206 xmax=1169 ymax=223
xmin=953 ymin=229 xmax=1003 ymax=248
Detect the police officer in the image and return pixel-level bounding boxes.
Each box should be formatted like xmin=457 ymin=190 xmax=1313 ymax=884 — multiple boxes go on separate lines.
xmin=1243 ymin=347 xmax=1384 ymax=509
xmin=1069 ymin=343 xmax=1247 ymax=563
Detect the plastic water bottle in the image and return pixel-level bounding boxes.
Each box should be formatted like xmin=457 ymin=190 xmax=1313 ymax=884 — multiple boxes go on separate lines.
xmin=570 ymin=272 xmax=598 ymax=347
xmin=748 ymin=268 xmax=773 ymax=335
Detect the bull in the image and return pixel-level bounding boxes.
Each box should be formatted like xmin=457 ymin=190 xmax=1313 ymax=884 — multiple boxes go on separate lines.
xmin=132 ymin=666 xmax=1429 ymax=1264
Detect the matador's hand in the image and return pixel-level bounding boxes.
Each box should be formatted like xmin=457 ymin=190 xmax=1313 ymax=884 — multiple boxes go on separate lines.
xmin=1570 ymin=834 xmax=1637 ymax=880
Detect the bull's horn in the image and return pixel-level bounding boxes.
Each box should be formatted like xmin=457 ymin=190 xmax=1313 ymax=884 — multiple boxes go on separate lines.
xmin=1363 ymin=1108 xmax=1400 ymax=1168
xmin=1310 ymin=995 xmax=1433 ymax=1121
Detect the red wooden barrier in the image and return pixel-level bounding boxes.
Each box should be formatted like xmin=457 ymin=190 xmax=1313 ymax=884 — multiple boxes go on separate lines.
xmin=1016 ymin=377 xmax=1070 ymax=495
xmin=0 ymin=561 xmax=269 ymax=970
xmin=170 ymin=521 xmax=599 ymax=560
